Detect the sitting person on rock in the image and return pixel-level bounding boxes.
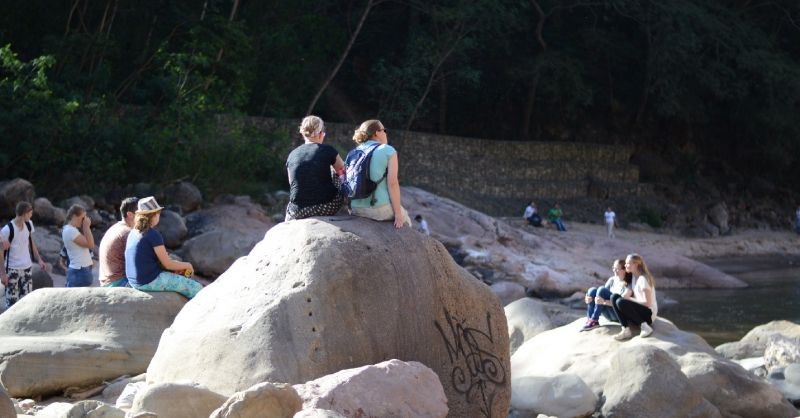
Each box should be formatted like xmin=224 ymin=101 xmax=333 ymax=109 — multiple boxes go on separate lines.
xmin=285 ymin=115 xmax=345 ymax=221
xmin=98 ymin=197 xmax=138 ymax=287
xmin=581 ymin=258 xmax=631 ymax=331
xmin=611 ymin=253 xmax=658 ymax=340
xmin=63 ymin=204 xmax=96 ymax=287
xmin=547 ymin=203 xmax=566 ymax=232
xmin=349 ymin=119 xmax=411 ymax=228
xmin=523 ymin=201 xmax=542 ymax=227
xmin=124 ymin=196 xmax=202 ymax=299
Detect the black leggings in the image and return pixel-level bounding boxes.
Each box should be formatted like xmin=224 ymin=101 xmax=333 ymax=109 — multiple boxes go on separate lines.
xmin=611 ymin=294 xmax=653 ymax=327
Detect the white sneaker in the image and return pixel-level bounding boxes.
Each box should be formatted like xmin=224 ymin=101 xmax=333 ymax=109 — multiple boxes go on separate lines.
xmin=614 ymin=327 xmax=633 ymax=341
xmin=640 ymin=322 xmax=654 ymax=338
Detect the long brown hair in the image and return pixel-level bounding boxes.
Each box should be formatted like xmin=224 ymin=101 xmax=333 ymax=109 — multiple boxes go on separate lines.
xmin=626 ymin=253 xmax=655 ymax=287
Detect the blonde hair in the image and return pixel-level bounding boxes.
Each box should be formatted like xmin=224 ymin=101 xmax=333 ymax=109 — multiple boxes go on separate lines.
xmin=626 ymin=253 xmax=655 ymax=287
xmin=352 ymin=119 xmax=383 ymax=144
xmin=65 ymin=204 xmax=86 ymax=225
xmin=134 ymin=211 xmax=158 ymax=232
xmin=299 ymin=115 xmax=324 ymax=139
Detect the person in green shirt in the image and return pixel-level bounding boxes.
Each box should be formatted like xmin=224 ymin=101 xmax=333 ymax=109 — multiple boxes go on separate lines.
xmin=548 ymin=203 xmax=566 ymax=232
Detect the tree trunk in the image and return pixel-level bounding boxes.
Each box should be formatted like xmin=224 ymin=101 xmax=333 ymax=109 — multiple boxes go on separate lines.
xmin=305 ymin=0 xmax=377 ymax=115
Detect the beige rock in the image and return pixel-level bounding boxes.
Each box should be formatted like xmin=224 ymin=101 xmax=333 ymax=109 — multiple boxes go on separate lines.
xmin=0 ymin=288 xmax=185 ymax=397
xmin=716 ymin=320 xmax=800 ymax=360
xmin=210 ymin=382 xmax=302 ymax=418
xmin=35 ymin=400 xmax=124 ymax=418
xmin=512 ymin=318 xmax=796 ymax=418
xmin=601 ymin=345 xmax=720 ymax=418
xmin=510 ymin=373 xmax=596 ymax=418
xmin=763 ymin=334 xmax=800 ymax=373
xmin=147 ymin=218 xmax=510 ymax=418
xmin=293 ymin=360 xmax=448 ymax=418
xmin=128 ymin=382 xmax=227 ymax=418
xmin=504 ymin=298 xmax=553 ymax=355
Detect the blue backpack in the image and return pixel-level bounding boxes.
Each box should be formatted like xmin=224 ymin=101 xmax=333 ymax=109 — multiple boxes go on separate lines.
xmin=343 ymin=143 xmax=387 ymax=206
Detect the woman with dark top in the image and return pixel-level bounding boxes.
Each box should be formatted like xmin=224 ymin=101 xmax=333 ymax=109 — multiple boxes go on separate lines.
xmin=285 ymin=115 xmax=345 ymax=220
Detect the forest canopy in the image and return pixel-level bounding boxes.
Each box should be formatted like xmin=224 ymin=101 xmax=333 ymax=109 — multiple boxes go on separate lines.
xmin=1 ymin=0 xmax=799 ymax=197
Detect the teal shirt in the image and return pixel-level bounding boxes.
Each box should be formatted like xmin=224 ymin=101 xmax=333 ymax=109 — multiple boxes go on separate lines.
xmin=350 ymin=140 xmax=396 ymax=208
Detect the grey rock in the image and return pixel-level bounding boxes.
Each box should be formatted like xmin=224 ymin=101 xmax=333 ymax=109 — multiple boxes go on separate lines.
xmin=33 ymin=197 xmax=66 ymax=226
xmin=0 ymin=178 xmax=35 ymax=220
xmin=147 ymin=218 xmax=511 ymax=418
xmin=154 ymin=209 xmax=187 ymax=249
xmin=129 ymin=382 xmax=227 ymax=418
xmin=210 ymin=382 xmax=302 ymax=418
xmin=163 ymin=181 xmax=203 ymax=214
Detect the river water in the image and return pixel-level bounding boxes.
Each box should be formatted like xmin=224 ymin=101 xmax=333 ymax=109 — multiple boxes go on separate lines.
xmin=659 ymin=255 xmax=800 ymax=347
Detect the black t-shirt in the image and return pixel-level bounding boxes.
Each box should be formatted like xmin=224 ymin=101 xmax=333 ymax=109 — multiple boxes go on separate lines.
xmin=286 ymin=143 xmax=339 ymax=208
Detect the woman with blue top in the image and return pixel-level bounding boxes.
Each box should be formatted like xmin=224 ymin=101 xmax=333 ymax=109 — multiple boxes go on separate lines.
xmin=125 ymin=196 xmax=202 ymax=299
xmin=349 ymin=119 xmax=411 ymax=228
xmin=62 ymin=204 xmax=95 ymax=287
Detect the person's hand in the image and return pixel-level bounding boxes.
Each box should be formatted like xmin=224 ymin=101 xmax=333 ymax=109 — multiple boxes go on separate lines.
xmin=82 ymin=215 xmax=92 ymax=229
xmin=595 ymin=296 xmax=605 ymax=305
xmin=38 ymin=259 xmax=47 ymax=271
xmin=584 ymin=295 xmax=593 ymax=304
xmin=1 ymin=273 xmax=7 ymax=286
xmin=0 ymin=238 xmax=9 ymax=251
xmin=393 ymin=216 xmax=405 ymax=229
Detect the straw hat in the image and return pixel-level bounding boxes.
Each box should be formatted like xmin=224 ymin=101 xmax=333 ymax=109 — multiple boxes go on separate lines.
xmin=135 ymin=196 xmax=164 ymax=215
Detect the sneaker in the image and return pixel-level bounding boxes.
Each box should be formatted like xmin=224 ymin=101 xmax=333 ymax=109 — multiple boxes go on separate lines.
xmin=581 ymin=319 xmax=600 ymax=331
xmin=640 ymin=322 xmax=654 ymax=338
xmin=614 ymin=327 xmax=633 ymax=341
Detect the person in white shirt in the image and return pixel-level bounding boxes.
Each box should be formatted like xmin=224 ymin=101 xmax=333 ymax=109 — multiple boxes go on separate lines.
xmin=604 ymin=207 xmax=617 ymax=238
xmin=523 ymin=201 xmax=541 ymax=227
xmin=1 ymin=202 xmax=47 ymax=307
xmin=414 ymin=215 xmax=430 ymax=235
xmin=612 ymin=253 xmax=658 ymax=340
xmin=62 ymin=204 xmax=95 ymax=287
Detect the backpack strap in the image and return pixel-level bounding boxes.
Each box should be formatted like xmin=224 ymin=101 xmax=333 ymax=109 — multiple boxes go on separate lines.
xmin=25 ymin=220 xmax=34 ymax=263
xmin=4 ymin=222 xmax=12 ymax=272
xmin=364 ymin=143 xmax=388 ymax=206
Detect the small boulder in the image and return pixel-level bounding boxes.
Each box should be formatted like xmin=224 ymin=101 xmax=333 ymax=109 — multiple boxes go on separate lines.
xmin=763 ymin=334 xmax=800 ymax=374
xmin=511 ymin=374 xmax=596 ymax=418
xmin=61 ymin=195 xmax=95 ymax=211
xmin=129 ymin=383 xmax=226 ymax=418
xmin=293 ymin=360 xmax=448 ymax=418
xmin=35 ymin=400 xmax=125 ymax=418
xmin=33 ymin=197 xmax=66 ymax=226
xmin=31 ymin=264 xmax=53 ymax=290
xmin=716 ymin=320 xmax=800 ymax=360
xmin=164 ymin=181 xmax=203 ymax=214
xmin=601 ymin=345 xmax=720 ymax=418
xmin=210 ymin=382 xmax=302 ymax=418
xmin=293 ymin=409 xmax=346 ymax=418
xmin=490 ymin=281 xmax=526 ymax=306
xmin=707 ymin=202 xmax=730 ymax=234
xmin=0 ymin=178 xmax=35 ymax=220
xmin=154 ymin=209 xmax=187 ymax=249
xmin=504 ymin=298 xmax=553 ymax=355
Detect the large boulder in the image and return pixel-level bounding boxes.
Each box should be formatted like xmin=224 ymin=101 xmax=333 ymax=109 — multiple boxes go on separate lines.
xmin=147 ymin=218 xmax=511 ymax=417
xmin=511 ymin=318 xmax=796 ymax=417
xmin=510 ymin=373 xmax=596 ymax=418
xmin=293 ymin=360 xmax=448 ymax=418
xmin=0 ymin=288 xmax=186 ymax=397
xmin=0 ymin=386 xmax=14 ymax=418
xmin=180 ymin=200 xmax=274 ymax=277
xmin=716 ymin=320 xmax=800 ymax=359
xmin=0 ymin=178 xmax=35 ymax=220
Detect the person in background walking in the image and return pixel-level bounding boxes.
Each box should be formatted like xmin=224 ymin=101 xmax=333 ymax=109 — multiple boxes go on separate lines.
xmin=604 ymin=206 xmax=617 ymax=238
xmin=414 ymin=214 xmax=430 ymax=235
xmin=1 ymin=202 xmax=47 ymax=307
xmin=548 ymin=203 xmax=566 ymax=232
xmin=523 ymin=201 xmax=542 ymax=227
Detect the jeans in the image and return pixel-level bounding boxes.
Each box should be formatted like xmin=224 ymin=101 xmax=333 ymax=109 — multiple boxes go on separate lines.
xmin=552 ymin=219 xmax=566 ymax=232
xmin=586 ymin=287 xmax=619 ymax=322
xmin=66 ymin=266 xmax=94 ymax=287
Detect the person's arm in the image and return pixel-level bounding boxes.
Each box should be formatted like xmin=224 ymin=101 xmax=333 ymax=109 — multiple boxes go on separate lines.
xmin=333 ymin=155 xmax=344 ymax=175
xmin=71 ymin=217 xmax=95 ymax=249
xmin=386 ymin=154 xmax=404 ymax=229
xmin=153 ymin=245 xmax=193 ymax=272
xmin=0 ymin=249 xmax=6 ymax=285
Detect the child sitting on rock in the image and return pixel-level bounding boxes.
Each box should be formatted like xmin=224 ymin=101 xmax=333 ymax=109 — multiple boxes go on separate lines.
xmin=581 ymin=258 xmax=631 ymax=331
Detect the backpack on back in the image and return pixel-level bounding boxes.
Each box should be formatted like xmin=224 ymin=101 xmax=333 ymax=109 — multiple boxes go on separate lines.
xmin=4 ymin=220 xmax=33 ymax=271
xmin=342 ymin=143 xmax=387 ymax=205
